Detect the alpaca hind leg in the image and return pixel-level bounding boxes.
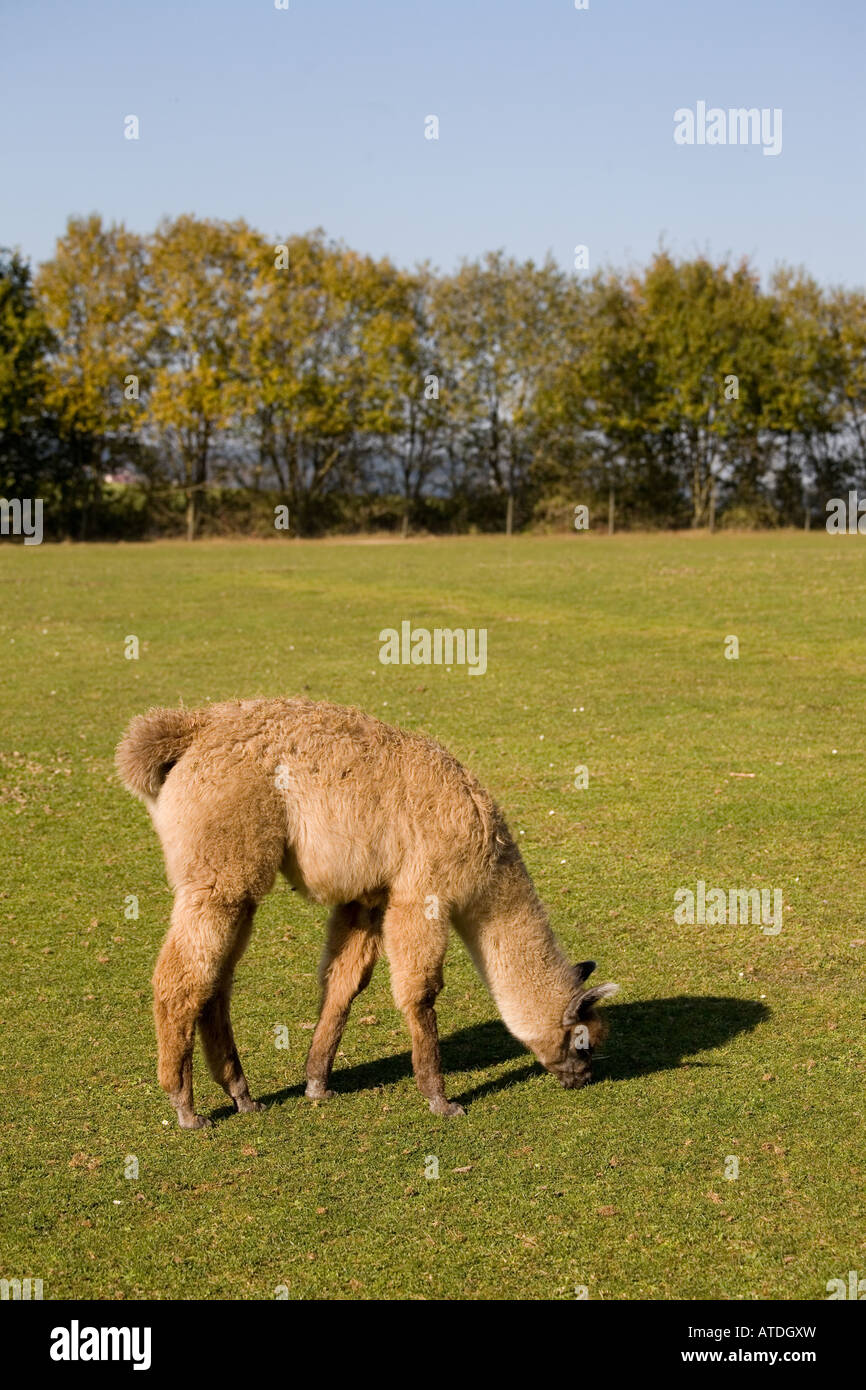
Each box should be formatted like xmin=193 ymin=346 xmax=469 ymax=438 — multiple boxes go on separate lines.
xmin=153 ymin=887 xmax=252 ymax=1129
xmin=198 ymin=900 xmax=262 ymax=1113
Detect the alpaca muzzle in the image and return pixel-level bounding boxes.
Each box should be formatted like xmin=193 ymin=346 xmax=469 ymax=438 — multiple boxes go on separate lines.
xmin=553 ymin=1055 xmax=592 ymax=1089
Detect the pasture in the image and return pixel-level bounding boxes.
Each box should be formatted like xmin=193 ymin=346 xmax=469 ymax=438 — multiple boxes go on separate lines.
xmin=0 ymin=532 xmax=863 ymax=1299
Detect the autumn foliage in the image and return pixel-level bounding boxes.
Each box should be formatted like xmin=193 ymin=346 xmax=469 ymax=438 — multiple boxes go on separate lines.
xmin=2 ymin=214 xmax=864 ymax=537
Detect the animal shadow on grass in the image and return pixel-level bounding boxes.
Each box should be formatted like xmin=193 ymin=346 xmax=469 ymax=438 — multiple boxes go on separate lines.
xmin=594 ymin=995 xmax=770 ymax=1084
xmin=253 ymin=995 xmax=768 ymax=1117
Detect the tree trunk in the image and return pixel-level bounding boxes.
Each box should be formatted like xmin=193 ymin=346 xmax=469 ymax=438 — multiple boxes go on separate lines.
xmin=608 ymin=486 xmax=615 ymax=535
xmin=185 ymin=434 xmax=209 ymax=540
xmin=505 ymin=492 xmax=514 ymax=536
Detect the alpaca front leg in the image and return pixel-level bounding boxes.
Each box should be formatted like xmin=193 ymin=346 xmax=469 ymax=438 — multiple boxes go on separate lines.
xmin=305 ymin=903 xmax=380 ymax=1098
xmin=404 ymin=993 xmax=465 ymax=1117
xmin=382 ymin=899 xmax=464 ymax=1117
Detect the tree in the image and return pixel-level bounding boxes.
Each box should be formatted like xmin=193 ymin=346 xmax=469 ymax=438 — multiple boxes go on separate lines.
xmin=36 ymin=215 xmax=147 ymax=531
xmin=633 ymin=253 xmax=778 ymax=526
xmin=0 ymin=249 xmax=54 ymax=494
xmin=830 ymin=286 xmax=866 ymax=486
xmin=543 ymin=268 xmax=666 ymax=522
xmin=237 ymin=233 xmax=427 ymax=533
xmin=768 ymin=270 xmax=849 ymax=520
xmin=146 ymin=215 xmax=257 ymax=539
xmin=357 ymin=263 xmax=445 ymax=533
xmin=433 ymin=252 xmax=569 ymax=528
xmin=10 ymin=215 xmax=862 ymax=538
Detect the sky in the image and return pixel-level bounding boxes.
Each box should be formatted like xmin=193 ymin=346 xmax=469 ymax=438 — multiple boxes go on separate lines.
xmin=1 ymin=0 xmax=864 ymax=286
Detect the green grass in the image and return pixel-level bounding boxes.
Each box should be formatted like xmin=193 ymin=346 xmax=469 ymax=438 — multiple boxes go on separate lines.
xmin=1 ymin=531 xmax=864 ymax=1301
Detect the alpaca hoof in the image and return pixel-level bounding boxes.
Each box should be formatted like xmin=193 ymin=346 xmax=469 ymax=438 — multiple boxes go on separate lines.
xmin=178 ymin=1112 xmax=212 ymax=1130
xmin=430 ymin=1098 xmax=465 ymax=1118
xmin=234 ymin=1096 xmax=264 ymax=1114
xmin=305 ymin=1082 xmax=335 ymax=1100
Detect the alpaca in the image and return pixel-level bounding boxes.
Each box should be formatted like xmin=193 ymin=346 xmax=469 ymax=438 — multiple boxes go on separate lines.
xmin=116 ymin=698 xmax=618 ymax=1127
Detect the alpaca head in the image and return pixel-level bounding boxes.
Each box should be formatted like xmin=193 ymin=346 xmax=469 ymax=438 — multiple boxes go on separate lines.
xmin=539 ymin=960 xmax=619 ymax=1089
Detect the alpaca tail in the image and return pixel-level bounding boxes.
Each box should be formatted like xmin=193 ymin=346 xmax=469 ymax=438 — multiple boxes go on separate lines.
xmin=115 ymin=707 xmax=205 ymax=800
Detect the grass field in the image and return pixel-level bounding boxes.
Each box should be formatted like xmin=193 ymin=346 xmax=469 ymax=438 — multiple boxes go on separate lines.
xmin=1 ymin=531 xmax=864 ymax=1301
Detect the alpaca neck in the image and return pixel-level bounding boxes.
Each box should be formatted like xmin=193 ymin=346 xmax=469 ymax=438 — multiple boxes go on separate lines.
xmin=464 ymin=859 xmax=574 ymax=1047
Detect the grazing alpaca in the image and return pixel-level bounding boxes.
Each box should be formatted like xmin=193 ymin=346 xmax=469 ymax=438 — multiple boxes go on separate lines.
xmin=116 ymin=698 xmax=618 ymax=1128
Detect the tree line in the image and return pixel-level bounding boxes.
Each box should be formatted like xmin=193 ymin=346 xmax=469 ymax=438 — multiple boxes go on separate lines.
xmin=1 ymin=213 xmax=864 ymax=539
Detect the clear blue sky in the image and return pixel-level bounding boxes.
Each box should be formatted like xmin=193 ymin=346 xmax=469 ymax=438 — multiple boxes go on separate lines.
xmin=2 ymin=0 xmax=863 ymax=286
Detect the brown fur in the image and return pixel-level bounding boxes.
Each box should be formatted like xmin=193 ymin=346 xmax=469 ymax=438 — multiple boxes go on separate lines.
xmin=116 ymin=698 xmax=618 ymax=1127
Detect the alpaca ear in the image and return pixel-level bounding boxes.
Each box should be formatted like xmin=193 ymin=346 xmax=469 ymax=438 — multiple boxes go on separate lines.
xmin=572 ymin=960 xmax=596 ymax=984
xmin=561 ymin=981 xmax=619 ymax=1028
xmin=580 ymin=982 xmax=619 ymax=1010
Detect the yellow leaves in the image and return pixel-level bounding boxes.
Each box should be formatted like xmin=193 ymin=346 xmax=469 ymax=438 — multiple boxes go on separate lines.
xmin=36 ymin=215 xmax=148 ymax=434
